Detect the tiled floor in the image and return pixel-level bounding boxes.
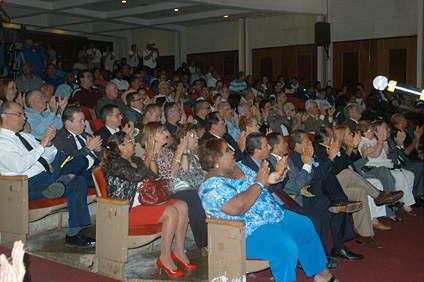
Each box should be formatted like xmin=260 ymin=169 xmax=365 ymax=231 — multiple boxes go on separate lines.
xmin=25 ymin=224 xmax=209 ymax=281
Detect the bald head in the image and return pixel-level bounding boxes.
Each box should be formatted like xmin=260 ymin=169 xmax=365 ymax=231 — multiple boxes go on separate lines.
xmin=105 ymin=82 xmax=118 ymax=100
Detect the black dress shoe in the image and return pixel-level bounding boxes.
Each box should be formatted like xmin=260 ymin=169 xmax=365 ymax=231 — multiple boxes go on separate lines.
xmin=327 ymin=256 xmax=340 ymax=270
xmin=330 ymin=247 xmax=364 ymax=261
xmin=65 ymin=230 xmax=96 ymax=248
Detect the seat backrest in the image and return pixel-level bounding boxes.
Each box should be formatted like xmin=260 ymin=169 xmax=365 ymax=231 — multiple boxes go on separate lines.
xmin=89 ymin=119 xmax=104 ymax=133
xmin=92 ymin=166 xmax=107 ymax=197
xmin=81 ymin=106 xmax=93 ymax=121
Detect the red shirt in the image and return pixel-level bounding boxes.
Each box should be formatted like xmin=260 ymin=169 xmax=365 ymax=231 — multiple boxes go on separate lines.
xmin=71 ymin=85 xmax=103 ymax=108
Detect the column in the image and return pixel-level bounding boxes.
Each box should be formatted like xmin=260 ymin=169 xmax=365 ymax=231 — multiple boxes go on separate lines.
xmin=417 ymin=0 xmax=423 ymax=88
xmin=238 ymin=18 xmax=245 ymax=72
xmin=317 ymin=16 xmax=324 ymax=85
xmin=174 ymin=27 xmax=187 ymax=70
xmin=326 ymin=0 xmax=333 ymax=86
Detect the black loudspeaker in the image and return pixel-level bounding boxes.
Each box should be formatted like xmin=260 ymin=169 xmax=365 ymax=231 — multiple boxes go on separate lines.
xmin=315 ymin=22 xmax=330 ymax=47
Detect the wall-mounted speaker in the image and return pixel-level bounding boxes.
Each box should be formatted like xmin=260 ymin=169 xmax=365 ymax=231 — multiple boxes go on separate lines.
xmin=315 ymin=22 xmax=330 ymax=47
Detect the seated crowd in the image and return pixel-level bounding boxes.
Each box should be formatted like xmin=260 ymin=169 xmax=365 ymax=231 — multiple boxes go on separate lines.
xmin=0 ymin=37 xmax=423 ymax=282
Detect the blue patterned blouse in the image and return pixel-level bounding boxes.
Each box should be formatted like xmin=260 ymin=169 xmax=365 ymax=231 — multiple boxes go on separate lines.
xmin=199 ymin=163 xmax=284 ymax=237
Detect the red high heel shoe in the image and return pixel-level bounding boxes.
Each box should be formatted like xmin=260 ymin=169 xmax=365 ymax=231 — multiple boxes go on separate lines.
xmin=171 ymin=252 xmax=197 ymax=270
xmin=157 ymin=258 xmax=184 ymax=277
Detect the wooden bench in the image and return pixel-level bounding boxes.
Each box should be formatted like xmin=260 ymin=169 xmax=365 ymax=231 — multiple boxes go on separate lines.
xmin=206 ymin=218 xmax=270 ymax=281
xmin=0 ymin=175 xmax=97 ymax=247
xmin=93 ymin=167 xmax=162 ymax=280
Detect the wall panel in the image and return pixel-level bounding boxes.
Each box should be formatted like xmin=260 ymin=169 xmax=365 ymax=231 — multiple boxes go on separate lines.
xmin=187 ymin=51 xmax=238 ymax=80
xmin=333 ymin=36 xmax=417 ymax=92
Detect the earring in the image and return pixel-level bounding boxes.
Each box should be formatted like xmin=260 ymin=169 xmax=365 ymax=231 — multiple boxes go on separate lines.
xmin=215 ymin=164 xmax=219 ymax=168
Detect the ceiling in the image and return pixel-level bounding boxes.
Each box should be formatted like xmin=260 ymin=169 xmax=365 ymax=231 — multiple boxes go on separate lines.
xmin=3 ymin=0 xmax=327 ymax=37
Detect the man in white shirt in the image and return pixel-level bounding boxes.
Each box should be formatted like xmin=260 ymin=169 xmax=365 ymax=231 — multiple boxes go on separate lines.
xmin=87 ymin=42 xmax=102 ymax=69
xmin=143 ymin=41 xmax=159 ymax=76
xmin=0 ymin=101 xmax=95 ymax=248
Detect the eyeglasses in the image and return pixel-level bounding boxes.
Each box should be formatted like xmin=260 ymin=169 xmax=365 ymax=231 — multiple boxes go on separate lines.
xmin=189 ymin=132 xmax=199 ymax=138
xmin=120 ymin=139 xmax=133 ymax=145
xmin=3 ymin=112 xmax=26 ymax=118
xmin=109 ymin=113 xmax=122 ymax=117
xmin=132 ymin=98 xmax=142 ymax=102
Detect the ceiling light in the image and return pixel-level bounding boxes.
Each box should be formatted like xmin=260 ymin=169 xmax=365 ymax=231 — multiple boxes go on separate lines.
xmin=223 ymin=15 xmax=229 ymax=18
xmin=122 ymin=0 xmax=126 ymax=3
xmin=174 ymin=8 xmax=179 ymax=12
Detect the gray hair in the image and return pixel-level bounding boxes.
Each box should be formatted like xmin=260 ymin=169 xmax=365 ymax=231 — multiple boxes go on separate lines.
xmin=344 ymin=103 xmax=359 ymax=119
xmin=25 ymin=89 xmax=41 ymax=108
xmin=241 ymin=88 xmax=250 ymax=98
xmin=0 ymin=101 xmax=20 ymax=123
xmin=158 ymin=81 xmax=171 ymax=90
xmin=217 ymin=101 xmax=230 ymax=110
xmin=305 ymin=99 xmax=316 ymax=111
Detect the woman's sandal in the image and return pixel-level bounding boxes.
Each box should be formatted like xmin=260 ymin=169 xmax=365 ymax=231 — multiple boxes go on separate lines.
xmin=313 ymin=276 xmax=336 ymax=282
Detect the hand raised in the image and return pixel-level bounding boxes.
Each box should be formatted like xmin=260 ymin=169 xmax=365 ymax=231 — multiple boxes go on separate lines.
xmin=275 ymin=155 xmax=288 ymax=172
xmin=301 ymin=144 xmax=313 ymax=165
xmin=395 ymin=130 xmax=406 ymax=146
xmin=255 ymin=161 xmax=270 ymax=188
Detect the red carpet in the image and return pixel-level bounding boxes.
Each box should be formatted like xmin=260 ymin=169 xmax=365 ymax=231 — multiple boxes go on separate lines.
xmin=0 ymin=247 xmax=119 ymax=282
xmin=247 ymin=208 xmax=424 ymax=282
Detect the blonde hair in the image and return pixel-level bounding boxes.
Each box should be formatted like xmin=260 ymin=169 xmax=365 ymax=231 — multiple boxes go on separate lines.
xmin=334 ymin=124 xmax=348 ymax=147
xmin=239 ymin=115 xmax=257 ymax=132
xmin=140 ymin=121 xmax=166 ymax=148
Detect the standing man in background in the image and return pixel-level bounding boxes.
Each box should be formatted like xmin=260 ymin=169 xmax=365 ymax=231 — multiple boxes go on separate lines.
xmin=143 ymin=41 xmax=159 ymax=76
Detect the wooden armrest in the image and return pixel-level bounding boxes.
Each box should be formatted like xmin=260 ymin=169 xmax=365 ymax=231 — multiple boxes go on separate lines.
xmin=0 ymin=175 xmax=28 ymax=181
xmin=206 ymin=218 xmax=246 ymax=227
xmin=95 ymin=197 xmax=129 ymax=205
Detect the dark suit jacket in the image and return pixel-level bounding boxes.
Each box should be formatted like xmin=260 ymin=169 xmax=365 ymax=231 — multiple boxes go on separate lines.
xmin=240 ymin=155 xmax=295 ymax=208
xmin=54 ymin=127 xmax=103 ymax=161
xmin=124 ymin=108 xmax=143 ymax=125
xmin=94 ymin=126 xmax=113 ymax=151
xmin=199 ymin=131 xmax=245 ymax=161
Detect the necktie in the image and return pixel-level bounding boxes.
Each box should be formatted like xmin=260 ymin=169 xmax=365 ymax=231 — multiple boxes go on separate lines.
xmin=75 ymin=135 xmax=98 ymax=161
xmin=15 ymin=132 xmax=51 ymax=173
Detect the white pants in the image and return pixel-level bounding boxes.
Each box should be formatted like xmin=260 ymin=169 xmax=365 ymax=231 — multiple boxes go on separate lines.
xmin=365 ymin=178 xmax=387 ymax=219
xmin=390 ymin=169 xmax=415 ymax=206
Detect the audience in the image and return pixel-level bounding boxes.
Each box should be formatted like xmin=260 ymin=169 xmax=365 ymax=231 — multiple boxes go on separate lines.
xmin=1 ymin=36 xmax=423 ymax=281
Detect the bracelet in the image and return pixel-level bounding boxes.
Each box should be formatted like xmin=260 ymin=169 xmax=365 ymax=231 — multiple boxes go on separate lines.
xmin=182 ymin=153 xmax=188 ymax=156
xmin=353 ymin=147 xmax=358 ymax=149
xmin=173 ymin=159 xmax=181 ymax=164
xmin=254 ymin=181 xmax=265 ymax=190
xmin=150 ymin=158 xmax=156 ymax=162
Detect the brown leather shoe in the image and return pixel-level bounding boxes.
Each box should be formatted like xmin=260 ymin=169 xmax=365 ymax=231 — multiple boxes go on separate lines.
xmin=374 ymin=190 xmax=404 ymax=206
xmin=356 ymin=235 xmax=383 ymax=249
xmin=329 ymin=201 xmax=364 ymax=213
xmin=372 ymin=221 xmax=392 ymax=231
xmin=398 ymin=207 xmax=417 ymax=217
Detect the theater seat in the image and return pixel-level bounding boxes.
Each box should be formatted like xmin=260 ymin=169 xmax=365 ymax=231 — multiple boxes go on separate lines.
xmin=89 ymin=119 xmax=104 ymax=133
xmin=206 ymin=218 xmax=269 ymax=280
xmin=287 ymin=97 xmax=305 ymax=112
xmin=81 ymin=106 xmax=94 ymax=120
xmin=93 ymin=166 xmax=162 ymax=280
xmin=0 ymin=175 xmax=97 ymax=247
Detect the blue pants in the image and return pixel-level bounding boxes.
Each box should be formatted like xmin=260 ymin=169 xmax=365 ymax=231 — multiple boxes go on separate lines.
xmin=246 ymin=210 xmax=327 ymax=282
xmin=28 ymin=153 xmax=91 ymax=228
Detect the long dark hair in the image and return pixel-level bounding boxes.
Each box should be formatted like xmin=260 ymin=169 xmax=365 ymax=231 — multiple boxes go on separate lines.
xmin=100 ymin=131 xmax=127 ymax=171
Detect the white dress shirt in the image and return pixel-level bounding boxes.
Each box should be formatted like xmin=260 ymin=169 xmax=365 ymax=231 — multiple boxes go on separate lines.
xmin=0 ymin=128 xmax=57 ymax=177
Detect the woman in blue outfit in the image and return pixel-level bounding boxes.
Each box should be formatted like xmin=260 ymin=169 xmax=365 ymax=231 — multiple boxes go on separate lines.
xmin=198 ymin=138 xmax=338 ymax=282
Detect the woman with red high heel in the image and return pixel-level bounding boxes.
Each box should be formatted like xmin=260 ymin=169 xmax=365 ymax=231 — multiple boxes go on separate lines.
xmin=101 ymin=131 xmax=196 ymax=278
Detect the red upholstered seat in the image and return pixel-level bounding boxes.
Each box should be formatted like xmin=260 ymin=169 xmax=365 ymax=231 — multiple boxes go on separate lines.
xmin=29 ymin=188 xmax=97 ymax=209
xmin=287 ymin=97 xmax=305 ymax=112
xmin=89 ymin=119 xmax=104 ymax=133
xmin=307 ymin=133 xmax=315 ymax=141
xmin=93 ymin=169 xmax=162 ymax=236
xmin=81 ymin=107 xmax=93 ymax=120
xmin=183 ymin=105 xmax=193 ymax=115
xmin=129 ymin=224 xmax=162 ymax=235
